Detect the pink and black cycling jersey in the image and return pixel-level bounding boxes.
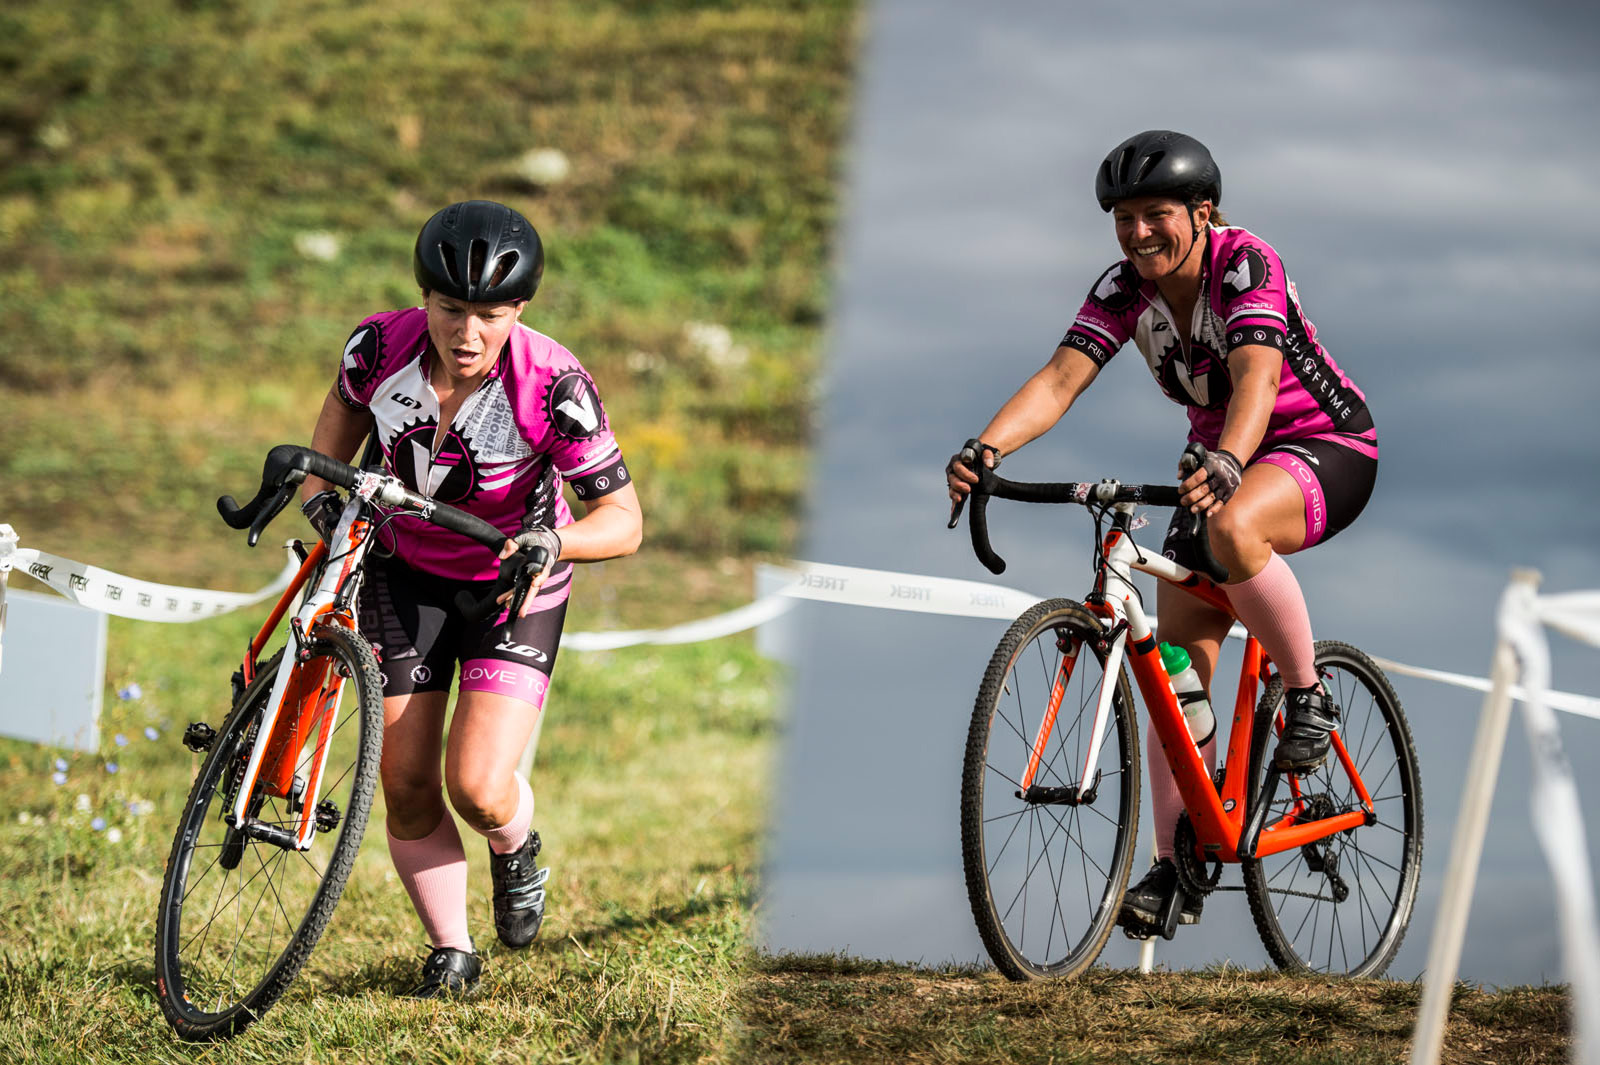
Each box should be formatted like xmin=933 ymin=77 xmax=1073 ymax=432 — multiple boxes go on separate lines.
xmin=334 ymin=307 xmax=629 ymax=583
xmin=1061 ymin=226 xmax=1375 ymax=462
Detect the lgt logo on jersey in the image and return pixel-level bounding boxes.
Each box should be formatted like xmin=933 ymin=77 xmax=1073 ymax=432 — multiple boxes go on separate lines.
xmin=494 ymin=639 xmax=549 ymax=663
xmin=546 ymin=370 xmax=605 ymax=440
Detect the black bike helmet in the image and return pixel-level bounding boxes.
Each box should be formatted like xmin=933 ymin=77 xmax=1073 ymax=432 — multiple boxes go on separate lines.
xmin=413 ymin=200 xmax=544 ymax=303
xmin=1095 ymin=131 xmax=1222 ymax=212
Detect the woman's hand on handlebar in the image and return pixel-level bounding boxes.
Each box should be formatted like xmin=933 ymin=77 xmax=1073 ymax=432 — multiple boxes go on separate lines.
xmin=946 ymin=438 xmax=1001 ymax=503
xmin=1179 ymin=447 xmax=1242 ymax=517
xmin=494 ymin=527 xmax=562 ymax=617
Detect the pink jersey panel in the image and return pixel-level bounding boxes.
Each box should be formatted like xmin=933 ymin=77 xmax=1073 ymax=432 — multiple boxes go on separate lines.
xmin=335 ymin=308 xmax=630 ymax=580
xmin=1059 ymin=227 xmax=1370 ymax=458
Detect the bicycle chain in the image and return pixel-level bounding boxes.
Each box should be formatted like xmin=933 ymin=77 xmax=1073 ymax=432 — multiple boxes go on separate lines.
xmin=1172 ymin=813 xmax=1223 ymax=898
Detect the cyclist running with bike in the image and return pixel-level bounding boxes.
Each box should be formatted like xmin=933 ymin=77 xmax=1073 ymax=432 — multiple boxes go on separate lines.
xmin=946 ymin=131 xmax=1377 ymax=936
xmin=299 ymin=200 xmax=642 ymax=996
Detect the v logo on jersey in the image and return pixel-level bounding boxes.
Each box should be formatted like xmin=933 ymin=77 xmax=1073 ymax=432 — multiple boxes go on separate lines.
xmin=1223 ymin=259 xmax=1252 ymax=293
xmin=555 ymin=393 xmax=598 ymax=433
xmin=546 ymin=369 xmax=606 ymax=439
xmin=1166 ymin=349 xmax=1210 ymax=406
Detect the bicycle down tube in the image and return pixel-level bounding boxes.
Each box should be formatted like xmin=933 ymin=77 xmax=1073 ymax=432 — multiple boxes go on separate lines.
xmin=230 ymin=497 xmax=374 ymax=850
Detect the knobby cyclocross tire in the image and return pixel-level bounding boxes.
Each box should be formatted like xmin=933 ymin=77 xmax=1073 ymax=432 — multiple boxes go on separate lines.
xmin=1241 ymin=640 xmax=1423 ymax=977
xmin=154 ymin=626 xmax=383 ymax=1040
xmin=961 ymin=599 xmax=1141 ymax=980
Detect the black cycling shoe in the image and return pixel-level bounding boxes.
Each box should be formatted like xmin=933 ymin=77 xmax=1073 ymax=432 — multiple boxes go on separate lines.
xmin=489 ymin=830 xmax=549 ymax=949
xmin=1273 ymin=685 xmax=1340 ymax=772
xmin=406 ymin=943 xmax=482 ymax=999
xmin=1117 ymin=859 xmax=1202 ymax=935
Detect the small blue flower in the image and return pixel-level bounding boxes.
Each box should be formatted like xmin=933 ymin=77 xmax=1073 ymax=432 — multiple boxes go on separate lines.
xmin=105 ymin=762 xmax=119 ymax=775
xmin=51 ymin=771 xmax=67 ymax=786
xmin=117 ymin=683 xmax=142 ymax=701
xmin=143 ymin=727 xmax=160 ymax=741
xmin=53 ymin=758 xmax=68 ymax=772
xmin=90 ymin=817 xmax=106 ymax=832
xmin=114 ymin=734 xmax=129 ymax=747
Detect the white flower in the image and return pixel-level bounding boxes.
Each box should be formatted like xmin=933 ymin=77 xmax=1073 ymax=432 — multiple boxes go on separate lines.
xmin=75 ymin=794 xmax=92 ymax=813
xmin=515 ymin=148 xmax=571 ymax=187
xmin=294 ymin=231 xmax=342 ymax=262
xmin=106 ymin=828 xmax=123 ymax=844
xmin=683 ymin=321 xmax=748 ymax=370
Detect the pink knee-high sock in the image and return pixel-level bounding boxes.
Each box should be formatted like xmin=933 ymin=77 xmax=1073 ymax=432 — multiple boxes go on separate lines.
xmin=1225 ymin=552 xmax=1319 ymax=689
xmin=476 ymin=773 xmax=534 ymax=855
xmin=1148 ymin=727 xmax=1217 ymax=861
xmin=387 ymin=811 xmax=472 ymax=951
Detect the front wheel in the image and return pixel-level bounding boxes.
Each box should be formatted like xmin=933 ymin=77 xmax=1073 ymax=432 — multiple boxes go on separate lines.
xmin=961 ymin=599 xmax=1141 ymax=980
xmin=154 ymin=624 xmax=384 ymax=1040
xmin=1242 ymin=640 xmax=1423 ymax=977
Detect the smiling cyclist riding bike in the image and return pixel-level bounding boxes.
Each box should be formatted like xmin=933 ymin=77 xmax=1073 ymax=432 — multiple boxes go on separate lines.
xmin=946 ymin=131 xmax=1377 ymax=936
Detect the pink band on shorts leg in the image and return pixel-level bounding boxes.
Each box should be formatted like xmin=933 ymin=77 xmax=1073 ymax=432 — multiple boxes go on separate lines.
xmin=1257 ymin=452 xmax=1328 ymax=549
xmin=459 ymin=658 xmax=551 ymax=709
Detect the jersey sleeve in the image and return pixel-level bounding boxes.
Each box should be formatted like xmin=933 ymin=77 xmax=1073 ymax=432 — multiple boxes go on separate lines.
xmin=1217 ymin=239 xmax=1290 ymax=353
xmin=535 ymin=356 xmax=631 ymax=504
xmin=1060 ymin=261 xmax=1139 ymax=366
xmin=334 ymin=314 xmax=390 ymax=410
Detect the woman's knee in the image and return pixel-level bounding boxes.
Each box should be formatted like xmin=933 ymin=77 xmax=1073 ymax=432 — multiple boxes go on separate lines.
xmin=444 ymin=763 xmax=513 ymax=830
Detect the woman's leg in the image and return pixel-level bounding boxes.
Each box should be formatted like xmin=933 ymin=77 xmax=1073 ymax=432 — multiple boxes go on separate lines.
xmin=1207 ymin=463 xmax=1318 ymax=687
xmin=381 ymin=690 xmax=473 ymax=951
xmin=443 ymin=690 xmax=542 ymax=838
xmin=445 ymin=687 xmax=549 ymax=948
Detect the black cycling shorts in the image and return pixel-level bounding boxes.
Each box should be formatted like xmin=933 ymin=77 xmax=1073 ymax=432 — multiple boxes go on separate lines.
xmin=356 ymin=557 xmax=570 ymax=709
xmin=1162 ymin=435 xmax=1377 ymax=569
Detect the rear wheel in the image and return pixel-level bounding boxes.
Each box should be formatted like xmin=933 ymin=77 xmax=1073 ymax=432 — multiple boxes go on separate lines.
xmin=1242 ymin=641 xmax=1423 ymax=976
xmin=961 ymin=599 xmax=1140 ymax=980
xmin=154 ymin=625 xmax=383 ymax=1039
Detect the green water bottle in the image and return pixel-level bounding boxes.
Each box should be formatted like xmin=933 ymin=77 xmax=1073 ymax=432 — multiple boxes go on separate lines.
xmin=1159 ymin=642 xmax=1216 ymax=745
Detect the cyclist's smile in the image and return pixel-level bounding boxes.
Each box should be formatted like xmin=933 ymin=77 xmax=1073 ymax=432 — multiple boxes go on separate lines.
xmin=1113 ymin=195 xmax=1199 ymax=282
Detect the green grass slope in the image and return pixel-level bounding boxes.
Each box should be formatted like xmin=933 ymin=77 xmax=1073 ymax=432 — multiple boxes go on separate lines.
xmin=0 ymin=1 xmax=857 ymax=1060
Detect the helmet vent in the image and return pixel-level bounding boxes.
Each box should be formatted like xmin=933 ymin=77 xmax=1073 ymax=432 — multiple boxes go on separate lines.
xmin=1133 ymin=151 xmax=1164 ymax=184
xmin=468 ymin=239 xmax=488 ymax=286
xmin=488 ymin=251 xmax=519 ymax=289
xmin=1114 ymin=146 xmax=1135 ymax=183
xmin=438 ymin=243 xmax=464 ymax=288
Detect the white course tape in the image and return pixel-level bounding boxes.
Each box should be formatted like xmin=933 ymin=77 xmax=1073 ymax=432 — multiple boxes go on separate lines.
xmin=0 ymin=528 xmax=298 ymax=623
xmin=6 ymin=538 xmax=1599 ymax=725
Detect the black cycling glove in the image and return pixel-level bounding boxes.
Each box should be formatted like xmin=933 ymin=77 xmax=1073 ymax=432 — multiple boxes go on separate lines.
xmin=512 ymin=525 xmax=562 ymax=582
xmin=1200 ymin=448 xmax=1243 ymax=504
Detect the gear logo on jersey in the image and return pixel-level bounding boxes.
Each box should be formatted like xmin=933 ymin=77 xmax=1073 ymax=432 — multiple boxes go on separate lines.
xmin=1157 ymin=340 xmax=1231 ymax=411
xmin=339 ymin=322 xmax=385 ymax=400
xmin=1088 ymin=263 xmax=1141 ymax=313
xmin=1221 ymin=246 xmax=1272 ymax=302
xmin=546 ymin=370 xmax=606 ymax=440
xmin=390 ymin=418 xmax=480 ymax=503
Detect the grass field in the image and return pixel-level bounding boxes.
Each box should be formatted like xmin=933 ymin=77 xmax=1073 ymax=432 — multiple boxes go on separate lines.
xmin=0 ymin=578 xmax=782 ymax=1063
xmin=735 ymin=956 xmax=1572 ymax=1064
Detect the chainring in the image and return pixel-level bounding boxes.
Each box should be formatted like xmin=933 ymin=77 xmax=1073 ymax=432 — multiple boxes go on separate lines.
xmin=1172 ymin=813 xmax=1222 ymax=898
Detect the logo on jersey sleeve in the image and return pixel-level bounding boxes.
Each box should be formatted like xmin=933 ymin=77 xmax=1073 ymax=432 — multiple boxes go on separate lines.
xmin=340 ymin=322 xmax=386 ymax=399
xmin=1088 ymin=262 xmax=1141 ymax=313
xmin=545 ymin=370 xmax=606 ymax=440
xmin=1220 ymin=246 xmax=1272 ymax=301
